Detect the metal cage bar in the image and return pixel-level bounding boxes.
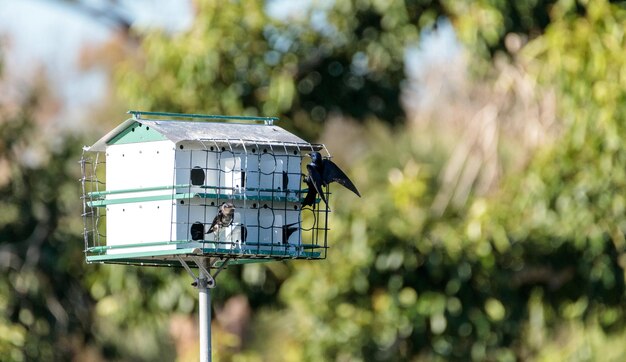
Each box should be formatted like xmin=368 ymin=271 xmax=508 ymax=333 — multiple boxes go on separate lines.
xmin=81 ymin=136 xmax=329 ymax=265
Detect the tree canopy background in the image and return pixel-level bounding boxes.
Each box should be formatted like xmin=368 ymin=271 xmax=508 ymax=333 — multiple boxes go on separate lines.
xmin=1 ymin=0 xmax=626 ymax=360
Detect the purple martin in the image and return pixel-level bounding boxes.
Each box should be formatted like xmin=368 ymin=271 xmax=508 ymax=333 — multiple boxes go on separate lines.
xmin=302 ymin=152 xmax=361 ymax=208
xmin=206 ymin=202 xmax=236 ymax=234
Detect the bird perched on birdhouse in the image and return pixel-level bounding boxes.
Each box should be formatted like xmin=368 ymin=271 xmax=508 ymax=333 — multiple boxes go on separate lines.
xmin=207 ymin=202 xmax=236 ymax=235
xmin=302 ymin=151 xmax=361 ymax=209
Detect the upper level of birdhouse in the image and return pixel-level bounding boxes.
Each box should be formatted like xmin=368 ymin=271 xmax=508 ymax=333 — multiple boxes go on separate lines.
xmin=80 ymin=111 xmax=330 ymax=267
xmin=87 ymin=113 xmax=316 ymax=195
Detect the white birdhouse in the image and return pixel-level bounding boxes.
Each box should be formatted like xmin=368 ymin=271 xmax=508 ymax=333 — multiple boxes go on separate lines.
xmin=80 ymin=111 xmax=330 ymax=266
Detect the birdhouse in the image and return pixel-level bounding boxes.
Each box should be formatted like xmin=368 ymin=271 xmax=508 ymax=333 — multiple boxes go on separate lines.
xmin=80 ymin=111 xmax=331 ymax=266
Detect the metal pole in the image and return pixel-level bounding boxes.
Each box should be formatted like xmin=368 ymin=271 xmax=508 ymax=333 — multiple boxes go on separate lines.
xmin=176 ymin=256 xmax=216 ymax=362
xmin=198 ymin=276 xmax=211 ymax=362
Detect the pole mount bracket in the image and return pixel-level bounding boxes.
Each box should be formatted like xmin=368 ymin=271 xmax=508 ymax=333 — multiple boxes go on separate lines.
xmin=177 ymin=256 xmax=232 ymax=289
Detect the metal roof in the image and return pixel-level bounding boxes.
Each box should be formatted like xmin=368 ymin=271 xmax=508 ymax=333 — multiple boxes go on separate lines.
xmin=86 ymin=117 xmax=313 ymax=152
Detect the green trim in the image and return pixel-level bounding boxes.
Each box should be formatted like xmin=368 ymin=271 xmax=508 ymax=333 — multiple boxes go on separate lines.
xmin=86 ymin=241 xmax=189 ymax=254
xmin=86 ymin=241 xmax=325 ymax=254
xmin=88 ymin=193 xmax=186 ymax=207
xmin=128 ymin=110 xmax=279 ymax=123
xmin=88 ymin=184 xmax=307 ymax=198
xmin=194 ymin=191 xmax=302 ymax=203
xmin=86 ymin=259 xmax=181 ymax=267
xmin=85 ymin=246 xmax=322 ymax=264
xmin=86 ymin=187 xmax=311 ymax=207
xmin=87 ymin=247 xmax=197 ymax=260
xmin=87 ymin=192 xmax=303 ymax=207
xmin=107 ymin=121 xmax=168 ymax=145
xmin=86 ymin=256 xmax=321 ymax=267
xmin=88 ymin=184 xmax=185 ymax=198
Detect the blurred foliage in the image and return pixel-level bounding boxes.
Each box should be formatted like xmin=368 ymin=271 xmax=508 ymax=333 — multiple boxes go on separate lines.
xmin=2 ymin=0 xmax=626 ymax=361
xmin=278 ymin=0 xmax=626 ymax=360
xmin=116 ymin=0 xmax=446 ymax=138
xmin=117 ymin=0 xmax=569 ymax=140
xmin=445 ymin=0 xmax=559 ymax=56
xmin=0 ymin=89 xmax=96 ymax=360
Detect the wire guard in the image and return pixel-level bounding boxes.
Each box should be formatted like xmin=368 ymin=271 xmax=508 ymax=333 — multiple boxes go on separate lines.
xmin=81 ymin=125 xmax=331 ymax=267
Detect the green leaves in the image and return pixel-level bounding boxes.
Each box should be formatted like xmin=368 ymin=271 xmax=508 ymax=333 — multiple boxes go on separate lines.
xmin=274 ymin=2 xmax=626 ymax=360
xmin=0 ymin=0 xmax=616 ymax=360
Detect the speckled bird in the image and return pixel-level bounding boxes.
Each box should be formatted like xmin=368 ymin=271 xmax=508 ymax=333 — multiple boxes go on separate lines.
xmin=206 ymin=202 xmax=235 ymax=234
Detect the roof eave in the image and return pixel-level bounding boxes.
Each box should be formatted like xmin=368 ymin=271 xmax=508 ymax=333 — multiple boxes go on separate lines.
xmin=85 ymin=118 xmax=136 ymax=152
xmin=84 ymin=118 xmax=316 ymax=152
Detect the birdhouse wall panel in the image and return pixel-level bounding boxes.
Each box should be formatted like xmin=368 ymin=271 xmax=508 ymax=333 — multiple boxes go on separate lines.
xmin=243 ymin=152 xmax=302 ymax=195
xmin=174 ymin=200 xmax=217 ymax=243
xmin=106 ymin=140 xmax=175 ymax=197
xmin=283 ymin=208 xmax=302 ymax=244
xmin=174 ymin=147 xmax=218 ymax=192
xmin=220 ymin=152 xmax=244 ymax=194
xmin=106 ymin=200 xmax=176 ymax=252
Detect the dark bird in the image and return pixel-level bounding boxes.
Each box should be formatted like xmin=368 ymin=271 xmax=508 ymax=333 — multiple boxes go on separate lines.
xmin=302 ymin=152 xmax=361 ymax=208
xmin=282 ymin=222 xmax=299 ymax=244
xmin=206 ymin=202 xmax=236 ymax=235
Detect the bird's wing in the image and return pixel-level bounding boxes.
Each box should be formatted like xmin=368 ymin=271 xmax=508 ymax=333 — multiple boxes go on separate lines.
xmin=322 ymin=159 xmax=361 ymax=197
xmin=207 ymin=212 xmax=221 ymax=234
xmin=302 ymin=187 xmax=317 ymax=207
xmin=307 ymin=164 xmax=328 ymax=205
xmin=282 ymin=222 xmax=299 ymax=243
